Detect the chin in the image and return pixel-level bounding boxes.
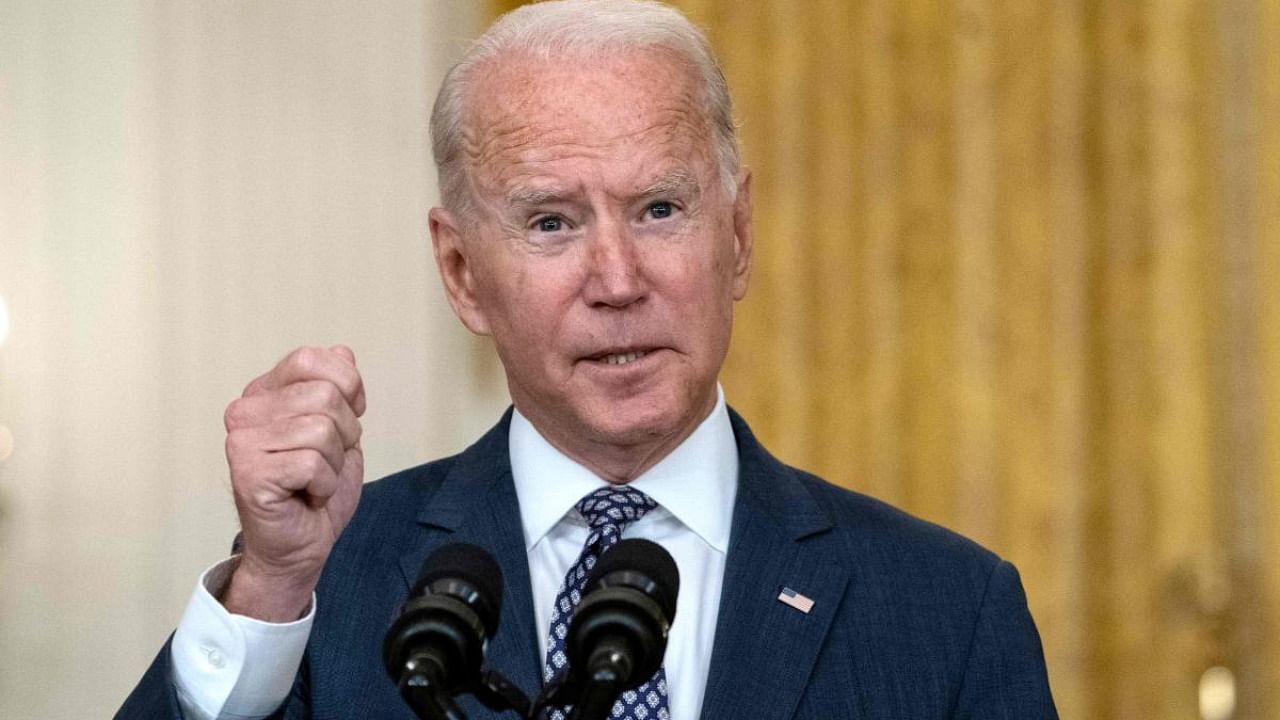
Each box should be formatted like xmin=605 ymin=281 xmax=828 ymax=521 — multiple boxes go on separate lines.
xmin=577 ymin=391 xmax=696 ymax=446
xmin=581 ymin=410 xmax=673 ymax=446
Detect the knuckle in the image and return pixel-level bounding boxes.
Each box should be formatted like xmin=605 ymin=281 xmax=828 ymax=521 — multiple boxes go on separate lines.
xmin=225 ymin=436 xmax=261 ymax=481
xmin=223 ymin=399 xmax=245 ymax=430
xmin=310 ymin=469 xmax=336 ymax=498
xmin=240 ymin=371 xmax=268 ymax=399
xmin=289 ymin=345 xmax=322 ymax=373
xmin=250 ymin=487 xmax=277 ymax=509
xmin=316 ymin=381 xmax=343 ymax=410
xmin=333 ymin=374 xmax=359 ymax=406
xmin=300 ymin=414 xmax=335 ymax=445
xmin=299 ymin=449 xmax=328 ymax=477
xmin=224 ymin=430 xmax=246 ymax=457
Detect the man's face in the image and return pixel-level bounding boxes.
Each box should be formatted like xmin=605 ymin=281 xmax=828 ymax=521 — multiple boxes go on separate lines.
xmin=431 ymin=48 xmax=752 ymax=476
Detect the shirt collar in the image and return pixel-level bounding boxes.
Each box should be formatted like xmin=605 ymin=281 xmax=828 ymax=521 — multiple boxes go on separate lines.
xmin=509 ymin=386 xmax=738 ymax=554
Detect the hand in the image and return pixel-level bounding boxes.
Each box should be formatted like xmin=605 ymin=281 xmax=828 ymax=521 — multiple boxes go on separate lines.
xmin=220 ymin=345 xmax=366 ymax=621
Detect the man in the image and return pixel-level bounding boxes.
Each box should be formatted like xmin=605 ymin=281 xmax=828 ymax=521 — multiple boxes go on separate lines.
xmin=120 ymin=1 xmax=1057 ymax=718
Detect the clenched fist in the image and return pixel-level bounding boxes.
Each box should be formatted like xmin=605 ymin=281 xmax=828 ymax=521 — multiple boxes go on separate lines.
xmin=220 ymin=345 xmax=366 ymax=621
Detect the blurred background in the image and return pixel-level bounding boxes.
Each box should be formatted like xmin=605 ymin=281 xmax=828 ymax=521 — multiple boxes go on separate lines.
xmin=2 ymin=0 xmax=1277 ymax=718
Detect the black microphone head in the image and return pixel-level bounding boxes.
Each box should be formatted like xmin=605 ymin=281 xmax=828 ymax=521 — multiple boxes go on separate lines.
xmin=563 ymin=538 xmax=681 ymax=696
xmin=411 ymin=542 xmax=504 ymax=635
xmin=384 ymin=543 xmax=504 ymax=694
xmin=587 ymin=538 xmax=679 ymax=622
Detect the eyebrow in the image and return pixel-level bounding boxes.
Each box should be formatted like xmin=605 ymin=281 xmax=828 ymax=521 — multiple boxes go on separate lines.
xmin=504 ymin=169 xmax=701 ymax=209
xmin=639 ymin=169 xmax=699 ymax=198
xmin=506 ymin=187 xmax=568 ymax=208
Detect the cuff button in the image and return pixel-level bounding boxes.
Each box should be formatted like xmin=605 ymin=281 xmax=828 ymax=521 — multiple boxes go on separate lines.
xmin=204 ymin=647 xmax=226 ymax=669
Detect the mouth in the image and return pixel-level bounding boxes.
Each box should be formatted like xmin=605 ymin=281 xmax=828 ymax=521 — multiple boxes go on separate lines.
xmin=583 ymin=348 xmax=658 ymax=367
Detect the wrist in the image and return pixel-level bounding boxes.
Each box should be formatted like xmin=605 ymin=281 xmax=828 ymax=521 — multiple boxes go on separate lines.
xmin=220 ymin=556 xmax=319 ymax=622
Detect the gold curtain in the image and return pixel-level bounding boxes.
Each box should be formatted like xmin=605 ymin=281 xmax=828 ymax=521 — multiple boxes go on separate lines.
xmin=492 ymin=1 xmax=1280 ymax=717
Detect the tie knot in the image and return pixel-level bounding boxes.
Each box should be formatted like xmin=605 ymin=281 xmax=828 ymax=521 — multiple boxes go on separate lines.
xmin=575 ymin=485 xmax=658 ymax=530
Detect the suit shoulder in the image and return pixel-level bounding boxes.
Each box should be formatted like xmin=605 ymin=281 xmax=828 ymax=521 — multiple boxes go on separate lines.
xmin=362 ymin=454 xmax=458 ymax=503
xmin=792 ymin=468 xmax=1005 ymax=585
xmin=355 ymin=411 xmax=513 ymax=518
xmin=727 ymin=407 xmax=1004 ymax=589
xmin=334 ymin=454 xmax=459 ymax=547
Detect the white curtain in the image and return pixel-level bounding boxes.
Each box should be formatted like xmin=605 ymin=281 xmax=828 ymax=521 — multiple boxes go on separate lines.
xmin=0 ymin=2 xmax=502 ymax=716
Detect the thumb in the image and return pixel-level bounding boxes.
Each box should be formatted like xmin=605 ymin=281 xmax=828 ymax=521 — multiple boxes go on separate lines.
xmin=329 ymin=344 xmax=356 ymax=367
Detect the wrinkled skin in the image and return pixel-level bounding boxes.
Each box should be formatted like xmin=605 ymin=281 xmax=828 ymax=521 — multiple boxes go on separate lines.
xmin=222 ymin=345 xmax=366 ymax=621
xmin=430 ymin=47 xmax=753 ymax=483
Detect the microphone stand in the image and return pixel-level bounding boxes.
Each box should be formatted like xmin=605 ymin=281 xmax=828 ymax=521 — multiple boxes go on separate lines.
xmin=396 ymin=659 xmax=530 ymax=720
xmin=530 ymin=643 xmax=632 ymax=720
xmin=565 ymin=644 xmax=632 ymax=720
xmin=397 ymin=653 xmax=466 ymax=720
xmin=475 ymin=670 xmax=533 ymax=718
xmin=565 ymin=677 xmax=622 ymax=720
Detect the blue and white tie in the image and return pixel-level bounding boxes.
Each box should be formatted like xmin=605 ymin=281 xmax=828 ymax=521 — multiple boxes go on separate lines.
xmin=543 ymin=485 xmax=671 ymax=720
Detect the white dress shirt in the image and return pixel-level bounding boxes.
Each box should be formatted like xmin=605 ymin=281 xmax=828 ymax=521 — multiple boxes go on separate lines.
xmin=511 ymin=390 xmax=737 ymax=720
xmin=171 ymin=389 xmax=738 ymax=720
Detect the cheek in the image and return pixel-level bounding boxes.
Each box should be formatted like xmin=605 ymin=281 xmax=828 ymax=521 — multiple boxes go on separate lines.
xmin=482 ymin=255 xmax=583 ymax=347
xmin=657 ymin=251 xmax=736 ymax=345
xmin=691 ymin=233 xmax=740 ymax=302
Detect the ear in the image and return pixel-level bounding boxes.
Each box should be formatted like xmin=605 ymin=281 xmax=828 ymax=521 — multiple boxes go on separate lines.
xmin=429 ymin=207 xmax=492 ymax=335
xmin=730 ymin=170 xmax=754 ymax=301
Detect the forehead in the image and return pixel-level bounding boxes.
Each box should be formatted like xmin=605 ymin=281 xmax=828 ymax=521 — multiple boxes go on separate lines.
xmin=460 ymin=47 xmax=715 ymax=190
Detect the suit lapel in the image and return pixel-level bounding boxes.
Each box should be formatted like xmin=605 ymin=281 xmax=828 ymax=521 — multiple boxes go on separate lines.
xmin=394 ymin=411 xmax=545 ymax=701
xmin=699 ymin=412 xmax=850 ymax=720
xmin=385 ymin=408 xmax=849 ymax=719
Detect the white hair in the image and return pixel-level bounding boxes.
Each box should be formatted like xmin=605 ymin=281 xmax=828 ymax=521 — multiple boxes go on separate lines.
xmin=429 ymin=0 xmax=741 ymax=213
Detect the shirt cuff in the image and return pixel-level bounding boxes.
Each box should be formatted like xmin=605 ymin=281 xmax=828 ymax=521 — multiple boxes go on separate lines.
xmin=170 ymin=556 xmax=315 ymax=719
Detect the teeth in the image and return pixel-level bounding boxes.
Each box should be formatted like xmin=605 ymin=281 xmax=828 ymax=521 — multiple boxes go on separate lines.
xmin=602 ymin=351 xmax=647 ymax=365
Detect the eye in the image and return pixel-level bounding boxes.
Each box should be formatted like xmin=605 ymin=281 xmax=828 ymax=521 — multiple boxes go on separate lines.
xmin=534 ymin=215 xmax=564 ymax=232
xmin=646 ymin=201 xmax=675 ymax=220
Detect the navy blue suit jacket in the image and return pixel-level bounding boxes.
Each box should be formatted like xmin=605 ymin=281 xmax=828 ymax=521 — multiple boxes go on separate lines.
xmin=119 ymin=409 xmax=1057 ymax=719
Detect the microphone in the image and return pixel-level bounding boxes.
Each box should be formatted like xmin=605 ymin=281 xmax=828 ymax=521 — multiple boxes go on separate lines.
xmin=562 ymin=538 xmax=680 ymax=720
xmin=383 ymin=543 xmax=504 ymax=720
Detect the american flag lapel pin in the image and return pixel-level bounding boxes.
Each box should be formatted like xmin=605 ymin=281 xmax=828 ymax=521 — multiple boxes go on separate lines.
xmin=777 ymin=586 xmax=815 ymax=614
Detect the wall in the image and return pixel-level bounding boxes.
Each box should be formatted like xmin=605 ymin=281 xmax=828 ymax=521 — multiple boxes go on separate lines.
xmin=0 ymin=2 xmax=499 ymax=717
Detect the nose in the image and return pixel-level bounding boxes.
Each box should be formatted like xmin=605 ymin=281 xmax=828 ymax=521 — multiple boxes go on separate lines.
xmin=582 ymin=219 xmax=646 ymax=309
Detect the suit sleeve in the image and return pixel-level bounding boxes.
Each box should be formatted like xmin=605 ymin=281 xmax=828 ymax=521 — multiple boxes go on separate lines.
xmin=114 ymin=559 xmax=313 ymax=720
xmin=951 ymin=561 xmax=1059 ymax=720
xmin=115 ymin=638 xmax=312 ymax=720
xmin=115 ymin=636 xmax=186 ymax=719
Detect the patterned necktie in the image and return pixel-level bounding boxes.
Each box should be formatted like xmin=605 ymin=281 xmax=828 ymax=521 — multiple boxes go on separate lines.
xmin=543 ymin=485 xmax=671 ymax=720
